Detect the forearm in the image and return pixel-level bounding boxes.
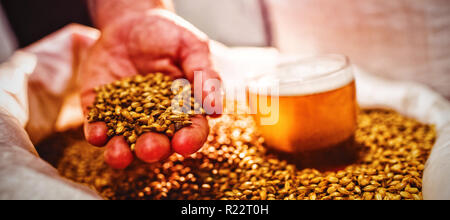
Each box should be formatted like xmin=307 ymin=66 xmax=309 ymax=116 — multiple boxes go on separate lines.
xmin=88 ymin=0 xmax=174 ymax=29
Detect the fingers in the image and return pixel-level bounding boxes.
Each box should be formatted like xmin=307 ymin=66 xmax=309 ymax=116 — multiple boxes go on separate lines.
xmin=82 ymin=89 xmax=109 ymax=148
xmin=135 ymin=132 xmax=172 ymax=163
xmin=104 ymin=136 xmax=134 ymax=169
xmin=202 ymin=81 xmax=223 ymax=118
xmin=92 ymin=119 xmax=207 ymax=169
xmin=181 ymin=43 xmax=223 ymax=117
xmin=172 ymin=115 xmax=209 ymax=156
xmin=84 ymin=120 xmax=109 ymax=147
xmin=86 ymin=115 xmax=208 ymax=168
xmin=87 ymin=126 xmax=173 ymax=169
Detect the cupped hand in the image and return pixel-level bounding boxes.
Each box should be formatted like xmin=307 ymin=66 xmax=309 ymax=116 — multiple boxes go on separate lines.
xmin=79 ymin=10 xmax=222 ymax=169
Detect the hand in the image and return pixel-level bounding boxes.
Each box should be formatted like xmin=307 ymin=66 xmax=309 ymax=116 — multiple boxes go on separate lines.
xmin=79 ymin=10 xmax=222 ymax=169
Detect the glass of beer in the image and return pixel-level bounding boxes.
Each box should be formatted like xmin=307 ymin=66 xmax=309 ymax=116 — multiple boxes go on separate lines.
xmin=248 ymin=54 xmax=358 ymax=169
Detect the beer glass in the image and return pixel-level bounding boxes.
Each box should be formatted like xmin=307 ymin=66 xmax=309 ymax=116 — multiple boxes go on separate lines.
xmin=248 ymin=54 xmax=358 ymax=169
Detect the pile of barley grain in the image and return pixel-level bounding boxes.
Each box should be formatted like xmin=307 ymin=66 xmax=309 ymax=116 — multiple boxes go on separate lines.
xmin=37 ymin=109 xmax=436 ymax=200
xmin=87 ymin=73 xmax=202 ymax=148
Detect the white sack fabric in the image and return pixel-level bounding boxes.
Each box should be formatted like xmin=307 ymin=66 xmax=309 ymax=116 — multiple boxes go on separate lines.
xmin=0 ymin=27 xmax=449 ymax=200
xmin=0 ymin=24 xmax=101 ymax=200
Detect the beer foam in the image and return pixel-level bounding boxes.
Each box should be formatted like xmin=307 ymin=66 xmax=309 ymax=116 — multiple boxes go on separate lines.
xmin=249 ymin=55 xmax=354 ymax=96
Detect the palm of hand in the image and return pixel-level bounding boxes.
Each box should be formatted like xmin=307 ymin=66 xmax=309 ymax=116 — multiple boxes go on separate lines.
xmin=79 ymin=10 xmax=219 ymax=169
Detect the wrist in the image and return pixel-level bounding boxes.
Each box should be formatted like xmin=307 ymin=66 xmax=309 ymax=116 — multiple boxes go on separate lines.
xmin=89 ymin=0 xmax=174 ymax=29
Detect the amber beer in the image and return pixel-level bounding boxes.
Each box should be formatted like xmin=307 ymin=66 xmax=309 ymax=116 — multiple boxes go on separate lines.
xmin=249 ymin=55 xmax=358 ymax=169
